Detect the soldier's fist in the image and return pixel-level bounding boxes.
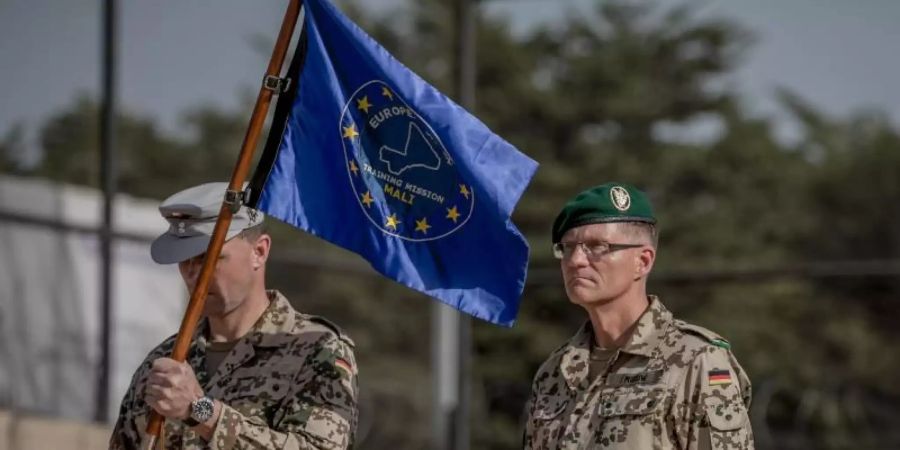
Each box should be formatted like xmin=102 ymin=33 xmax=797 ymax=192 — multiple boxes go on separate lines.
xmin=144 ymin=358 xmax=203 ymax=420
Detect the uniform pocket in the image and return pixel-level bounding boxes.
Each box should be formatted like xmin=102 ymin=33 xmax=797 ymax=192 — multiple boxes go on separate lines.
xmin=702 ymin=396 xmax=753 ymax=449
xmin=704 ymin=396 xmax=748 ymax=431
xmin=597 ymin=386 xmax=668 ymax=417
xmin=533 ymin=397 xmax=568 ymax=420
xmin=222 ymin=375 xmax=292 ymax=422
xmin=228 ymin=375 xmax=290 ymax=399
xmin=527 ymin=395 xmax=569 ymax=450
xmin=591 ymin=387 xmax=670 ymax=449
xmin=300 ymin=405 xmax=352 ymax=448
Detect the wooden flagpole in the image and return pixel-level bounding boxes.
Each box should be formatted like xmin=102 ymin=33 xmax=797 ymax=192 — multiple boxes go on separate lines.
xmin=141 ymin=1 xmax=302 ymax=448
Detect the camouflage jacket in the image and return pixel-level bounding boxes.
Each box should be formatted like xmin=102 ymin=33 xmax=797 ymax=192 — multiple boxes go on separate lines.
xmin=524 ymin=296 xmax=753 ymax=450
xmin=110 ymin=290 xmax=358 ymax=450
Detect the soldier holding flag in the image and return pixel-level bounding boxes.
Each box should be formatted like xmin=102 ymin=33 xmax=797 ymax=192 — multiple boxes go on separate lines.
xmin=109 ymin=182 xmax=358 ymax=450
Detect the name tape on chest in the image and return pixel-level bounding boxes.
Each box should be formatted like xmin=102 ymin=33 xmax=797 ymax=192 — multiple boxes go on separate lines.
xmin=606 ymin=369 xmax=664 ymax=387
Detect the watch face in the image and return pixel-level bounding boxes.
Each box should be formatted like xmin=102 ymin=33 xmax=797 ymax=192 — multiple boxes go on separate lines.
xmin=191 ymin=396 xmax=214 ymax=423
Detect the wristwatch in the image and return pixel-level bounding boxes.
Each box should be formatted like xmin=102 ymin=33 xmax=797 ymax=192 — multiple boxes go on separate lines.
xmin=184 ymin=396 xmax=215 ymax=427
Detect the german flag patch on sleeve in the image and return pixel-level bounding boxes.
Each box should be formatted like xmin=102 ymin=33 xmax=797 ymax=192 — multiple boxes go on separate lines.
xmin=708 ymin=369 xmax=732 ymax=386
xmin=334 ymin=357 xmax=353 ymax=379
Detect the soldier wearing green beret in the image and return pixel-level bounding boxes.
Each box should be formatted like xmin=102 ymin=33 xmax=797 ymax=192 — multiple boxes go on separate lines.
xmin=523 ymin=183 xmax=754 ymax=450
xmin=109 ymin=182 xmax=358 ymax=450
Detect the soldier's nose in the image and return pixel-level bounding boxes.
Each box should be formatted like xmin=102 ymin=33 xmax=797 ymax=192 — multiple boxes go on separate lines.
xmin=566 ymin=249 xmax=590 ymax=267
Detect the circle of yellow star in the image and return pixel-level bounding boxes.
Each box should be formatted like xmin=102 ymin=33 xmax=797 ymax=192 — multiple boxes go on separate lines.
xmin=349 ymin=160 xmax=359 ymax=175
xmin=381 ymin=86 xmax=394 ymax=101
xmin=356 ymin=96 xmax=372 ymax=114
xmin=360 ymin=191 xmax=374 ymax=207
xmin=385 ymin=213 xmax=400 ymax=230
xmin=459 ymin=184 xmax=471 ymax=199
xmin=415 ymin=218 xmax=431 ymax=234
xmin=446 ymin=206 xmax=461 ymax=223
xmin=342 ymin=124 xmax=359 ymax=139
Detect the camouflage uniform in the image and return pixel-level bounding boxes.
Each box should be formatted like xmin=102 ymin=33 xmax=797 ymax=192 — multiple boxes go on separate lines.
xmin=110 ymin=290 xmax=358 ymax=450
xmin=524 ymin=296 xmax=753 ymax=450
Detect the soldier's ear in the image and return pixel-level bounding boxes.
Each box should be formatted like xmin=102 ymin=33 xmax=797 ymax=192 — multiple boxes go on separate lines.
xmin=634 ymin=246 xmax=655 ymax=280
xmin=252 ymin=234 xmax=271 ymax=269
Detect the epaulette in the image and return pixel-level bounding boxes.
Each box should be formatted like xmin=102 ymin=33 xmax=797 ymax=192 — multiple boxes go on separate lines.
xmin=307 ymin=315 xmax=356 ymax=348
xmin=673 ymin=319 xmax=731 ymax=350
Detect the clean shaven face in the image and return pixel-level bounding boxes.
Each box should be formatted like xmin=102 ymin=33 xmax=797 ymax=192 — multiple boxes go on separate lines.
xmin=559 ymin=222 xmax=650 ymax=306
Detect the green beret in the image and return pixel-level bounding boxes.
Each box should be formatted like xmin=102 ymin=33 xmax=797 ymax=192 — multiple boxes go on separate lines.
xmin=552 ymin=182 xmax=656 ymax=243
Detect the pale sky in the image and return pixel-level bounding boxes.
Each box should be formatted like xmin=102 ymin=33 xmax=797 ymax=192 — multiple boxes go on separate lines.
xmin=1 ymin=0 xmax=899 ymax=159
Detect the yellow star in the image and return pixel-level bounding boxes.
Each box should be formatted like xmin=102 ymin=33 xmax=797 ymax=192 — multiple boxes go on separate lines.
xmin=342 ymin=124 xmax=359 ymax=139
xmin=356 ymin=96 xmax=372 ymax=114
xmin=385 ymin=213 xmax=400 ymax=230
xmin=459 ymin=184 xmax=471 ymax=199
xmin=381 ymin=86 xmax=394 ymax=101
xmin=349 ymin=160 xmax=359 ymax=175
xmin=446 ymin=206 xmax=460 ymax=223
xmin=360 ymin=191 xmax=374 ymax=207
xmin=414 ymin=217 xmax=431 ymax=234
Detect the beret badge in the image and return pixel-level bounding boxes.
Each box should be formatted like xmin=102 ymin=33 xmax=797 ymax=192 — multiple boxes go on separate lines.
xmin=610 ymin=186 xmax=631 ymax=212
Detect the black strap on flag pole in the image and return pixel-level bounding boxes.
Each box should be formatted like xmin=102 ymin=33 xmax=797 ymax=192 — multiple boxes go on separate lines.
xmin=246 ymin=18 xmax=309 ymax=208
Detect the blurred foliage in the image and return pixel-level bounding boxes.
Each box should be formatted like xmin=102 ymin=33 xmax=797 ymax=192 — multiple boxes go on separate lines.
xmin=0 ymin=124 xmax=26 ymax=174
xmin=2 ymin=0 xmax=899 ymax=448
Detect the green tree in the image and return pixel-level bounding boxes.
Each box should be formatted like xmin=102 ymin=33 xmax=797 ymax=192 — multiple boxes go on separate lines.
xmin=33 ymin=95 xmax=188 ymax=198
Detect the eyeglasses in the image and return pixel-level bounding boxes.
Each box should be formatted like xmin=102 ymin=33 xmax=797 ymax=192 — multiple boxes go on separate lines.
xmin=552 ymin=241 xmax=644 ymax=260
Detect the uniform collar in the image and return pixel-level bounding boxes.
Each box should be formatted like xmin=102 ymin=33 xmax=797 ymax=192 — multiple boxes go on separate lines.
xmin=559 ymin=322 xmax=593 ymax=390
xmin=558 ymin=295 xmax=672 ymax=390
xmin=195 ymin=290 xmax=297 ymax=349
xmin=618 ymin=295 xmax=672 ymax=358
xmin=244 ymin=290 xmax=298 ymax=348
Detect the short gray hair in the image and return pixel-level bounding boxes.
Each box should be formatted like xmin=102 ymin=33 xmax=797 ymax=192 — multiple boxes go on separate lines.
xmin=619 ymin=222 xmax=658 ymax=248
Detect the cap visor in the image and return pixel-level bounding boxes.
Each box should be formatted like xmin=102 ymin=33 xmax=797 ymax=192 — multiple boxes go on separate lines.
xmin=150 ymin=228 xmax=243 ymax=264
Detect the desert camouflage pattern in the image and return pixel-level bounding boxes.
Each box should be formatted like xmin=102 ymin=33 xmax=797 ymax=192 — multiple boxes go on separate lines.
xmin=110 ymin=290 xmax=358 ymax=449
xmin=524 ymin=296 xmax=753 ymax=449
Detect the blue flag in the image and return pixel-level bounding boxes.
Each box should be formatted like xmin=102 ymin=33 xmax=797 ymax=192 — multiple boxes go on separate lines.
xmin=250 ymin=0 xmax=537 ymax=326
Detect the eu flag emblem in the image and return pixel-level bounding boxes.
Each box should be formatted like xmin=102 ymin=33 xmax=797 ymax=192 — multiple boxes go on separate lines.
xmin=249 ymin=0 xmax=538 ymax=326
xmin=342 ymin=81 xmax=475 ymax=240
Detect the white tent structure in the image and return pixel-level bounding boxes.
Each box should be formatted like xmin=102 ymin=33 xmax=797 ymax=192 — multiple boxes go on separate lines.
xmin=0 ymin=175 xmax=185 ymax=421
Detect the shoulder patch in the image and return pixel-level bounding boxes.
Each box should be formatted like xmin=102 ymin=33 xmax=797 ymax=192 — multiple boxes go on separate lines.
xmin=673 ymin=319 xmax=730 ymax=349
xmin=307 ymin=315 xmax=356 ymax=348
